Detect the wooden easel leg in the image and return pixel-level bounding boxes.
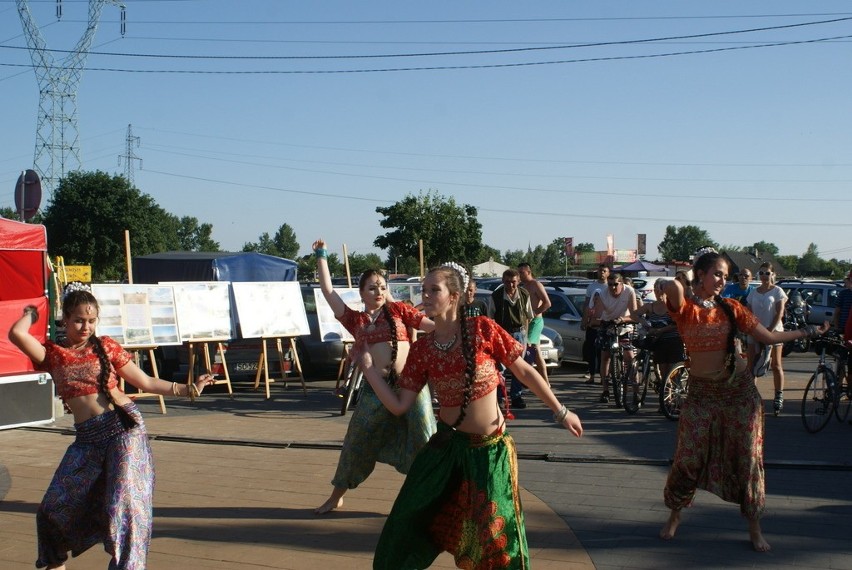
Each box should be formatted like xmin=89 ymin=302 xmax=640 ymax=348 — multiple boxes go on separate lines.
xmin=262 ymin=339 xmax=271 ymax=400
xmin=335 ymin=343 xmax=351 ymax=390
xmin=147 ymin=348 xmax=167 ymax=414
xmin=216 ymin=342 xmax=234 ymax=398
xmin=289 ymin=338 xmax=307 ymax=396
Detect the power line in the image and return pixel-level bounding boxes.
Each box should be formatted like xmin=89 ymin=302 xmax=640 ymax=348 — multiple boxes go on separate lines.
xmin=140 ymin=168 xmax=852 ymax=228
xmin=2 ymin=15 xmax=850 ymax=60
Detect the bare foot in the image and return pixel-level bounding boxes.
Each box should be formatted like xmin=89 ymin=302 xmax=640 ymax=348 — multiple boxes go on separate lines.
xmin=659 ymin=510 xmax=681 ymax=540
xmin=314 ymin=488 xmax=346 ymax=515
xmin=749 ymin=519 xmax=771 ymax=552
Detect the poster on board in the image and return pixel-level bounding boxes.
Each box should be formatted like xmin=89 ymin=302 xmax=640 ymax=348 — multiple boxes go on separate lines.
xmin=389 ymin=282 xmax=422 ymax=307
xmin=91 ymin=284 xmax=182 ymax=347
xmin=314 ymin=288 xmax=363 ymax=343
xmin=231 ymin=282 xmax=310 ymax=338
xmin=165 ymin=282 xmax=234 ymax=342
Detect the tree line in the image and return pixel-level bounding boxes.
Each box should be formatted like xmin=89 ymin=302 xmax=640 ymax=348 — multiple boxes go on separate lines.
xmin=2 ymin=171 xmax=847 ymax=280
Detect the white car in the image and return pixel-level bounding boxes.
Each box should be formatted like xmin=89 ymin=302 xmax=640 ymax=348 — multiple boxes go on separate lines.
xmin=629 ymin=276 xmax=666 ymax=304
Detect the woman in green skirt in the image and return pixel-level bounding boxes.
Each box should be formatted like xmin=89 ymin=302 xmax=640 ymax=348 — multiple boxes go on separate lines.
xmin=359 ymin=262 xmax=583 ymax=569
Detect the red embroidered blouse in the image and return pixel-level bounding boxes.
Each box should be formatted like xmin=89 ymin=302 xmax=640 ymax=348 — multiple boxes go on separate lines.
xmin=36 ymin=336 xmax=132 ymax=402
xmin=398 ymin=316 xmax=524 ymax=407
xmin=668 ymin=296 xmax=758 ymax=353
xmin=338 ymin=301 xmax=424 ymax=358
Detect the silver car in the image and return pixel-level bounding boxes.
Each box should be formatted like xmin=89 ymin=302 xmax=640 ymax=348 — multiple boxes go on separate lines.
xmin=541 ymin=286 xmax=587 ymax=364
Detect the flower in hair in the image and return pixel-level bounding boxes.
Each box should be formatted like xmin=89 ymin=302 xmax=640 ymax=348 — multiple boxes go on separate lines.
xmin=440 ymin=261 xmax=470 ymax=292
xmin=693 ymin=246 xmax=718 ymax=260
xmin=62 ymin=281 xmax=92 ymax=300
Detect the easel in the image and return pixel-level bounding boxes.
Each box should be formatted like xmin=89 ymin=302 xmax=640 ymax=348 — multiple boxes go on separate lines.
xmin=121 ymin=346 xmax=167 ymax=414
xmin=335 ymin=341 xmax=353 ymax=391
xmin=186 ymin=341 xmax=233 ymax=398
xmin=253 ymin=336 xmax=306 ymax=399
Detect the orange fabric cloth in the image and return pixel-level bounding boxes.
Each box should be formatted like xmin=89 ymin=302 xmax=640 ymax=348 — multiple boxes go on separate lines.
xmin=36 ymin=336 xmax=131 ymax=402
xmin=668 ymin=296 xmax=758 ymax=353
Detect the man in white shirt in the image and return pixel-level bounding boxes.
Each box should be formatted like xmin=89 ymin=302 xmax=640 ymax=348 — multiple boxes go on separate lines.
xmin=590 ymin=273 xmax=638 ymax=404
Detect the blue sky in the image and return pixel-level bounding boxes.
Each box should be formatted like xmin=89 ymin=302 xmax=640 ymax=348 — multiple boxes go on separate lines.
xmin=2 ymin=1 xmax=851 ymax=264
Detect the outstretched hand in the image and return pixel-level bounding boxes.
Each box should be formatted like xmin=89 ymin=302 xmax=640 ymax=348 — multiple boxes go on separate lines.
xmin=561 ymin=410 xmax=584 ymax=438
xmin=312 ymin=239 xmax=326 ymax=252
xmin=193 ymin=373 xmax=216 ymax=395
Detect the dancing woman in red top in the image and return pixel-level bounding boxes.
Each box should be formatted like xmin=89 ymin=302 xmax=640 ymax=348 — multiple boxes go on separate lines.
xmin=359 ymin=263 xmax=582 ymax=569
xmin=312 ymin=239 xmax=437 ymax=515
xmin=659 ymin=249 xmax=827 ymax=552
xmin=8 ymin=289 xmax=214 ymax=570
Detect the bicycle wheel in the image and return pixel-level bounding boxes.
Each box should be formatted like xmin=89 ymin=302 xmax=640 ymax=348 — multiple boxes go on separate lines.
xmin=800 ymin=368 xmax=836 ymax=433
xmin=624 ymin=353 xmax=650 ymax=414
xmin=660 ymin=365 xmax=689 ymax=421
xmin=611 ymin=352 xmax=624 ymax=408
xmin=834 ymin=370 xmax=851 ymax=423
xmin=340 ymin=365 xmax=363 ymax=416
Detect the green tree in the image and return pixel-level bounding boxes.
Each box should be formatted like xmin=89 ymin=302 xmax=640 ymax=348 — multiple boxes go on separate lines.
xmin=750 ymin=241 xmax=779 ymax=257
xmin=348 ymin=252 xmax=385 ymax=278
xmin=374 ymin=190 xmax=483 ymax=268
xmin=177 ymin=216 xmax=220 ymax=252
xmin=479 ymin=244 xmax=502 ymax=264
xmin=574 ymin=242 xmax=596 ymax=253
xmin=1 ymin=207 xmax=44 ymax=224
xmin=798 ymin=243 xmax=824 ymax=276
xmin=41 ymin=171 xmax=188 ymax=280
xmin=242 ymin=223 xmax=299 ymax=259
xmin=297 ymin=252 xmax=344 ymax=282
xmin=657 ymin=225 xmax=718 ymax=263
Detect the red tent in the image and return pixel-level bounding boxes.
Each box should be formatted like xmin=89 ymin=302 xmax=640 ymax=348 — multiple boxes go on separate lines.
xmin=0 ymin=217 xmax=49 ymax=373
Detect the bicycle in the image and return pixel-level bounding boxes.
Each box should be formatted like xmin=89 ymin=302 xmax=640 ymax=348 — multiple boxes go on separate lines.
xmin=339 ymin=358 xmax=365 ymax=416
xmin=800 ymin=331 xmax=850 ymax=433
xmin=598 ymin=321 xmax=633 ymax=408
xmin=623 ymin=331 xmax=658 ymax=414
xmin=660 ymin=362 xmax=689 ymax=421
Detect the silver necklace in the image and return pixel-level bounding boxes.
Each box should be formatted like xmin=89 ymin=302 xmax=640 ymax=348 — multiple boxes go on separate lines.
xmin=433 ymin=334 xmax=457 ymax=352
xmin=691 ymin=294 xmax=716 ymax=309
xmin=365 ymin=310 xmax=381 ymax=331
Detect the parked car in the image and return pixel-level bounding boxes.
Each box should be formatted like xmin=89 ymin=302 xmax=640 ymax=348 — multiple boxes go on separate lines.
xmin=628 ymin=276 xmax=666 ymax=304
xmin=541 ymin=286 xmax=587 ymax=364
xmin=776 ymin=279 xmax=842 ymax=325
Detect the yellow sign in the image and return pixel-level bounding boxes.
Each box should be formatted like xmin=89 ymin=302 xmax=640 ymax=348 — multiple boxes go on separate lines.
xmin=64 ymin=265 xmax=92 ymax=283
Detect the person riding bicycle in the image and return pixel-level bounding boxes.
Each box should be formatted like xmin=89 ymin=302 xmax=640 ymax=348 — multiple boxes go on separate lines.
xmin=589 ymin=272 xmax=638 ymax=404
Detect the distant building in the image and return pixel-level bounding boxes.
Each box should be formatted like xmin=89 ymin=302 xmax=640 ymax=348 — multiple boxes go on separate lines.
xmin=472 ymin=258 xmax=510 ymax=278
xmin=721 ymin=250 xmax=793 ymax=280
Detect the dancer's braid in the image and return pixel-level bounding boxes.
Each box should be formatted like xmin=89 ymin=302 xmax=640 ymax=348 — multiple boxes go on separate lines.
xmin=450 ymin=301 xmax=476 ymax=428
xmin=89 ymin=335 xmax=119 ymax=406
xmin=714 ymin=295 xmax=739 ymax=374
xmin=382 ymin=303 xmax=399 ymax=384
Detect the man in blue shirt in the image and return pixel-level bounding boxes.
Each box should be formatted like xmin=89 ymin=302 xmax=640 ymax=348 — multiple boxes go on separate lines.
xmin=722 ymin=268 xmax=755 ymax=304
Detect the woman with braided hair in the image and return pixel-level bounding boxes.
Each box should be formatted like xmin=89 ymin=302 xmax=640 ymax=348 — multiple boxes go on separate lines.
xmin=359 ymin=263 xmax=582 ymax=569
xmin=8 ymin=288 xmax=215 ymax=569
xmin=659 ymin=248 xmax=828 ymax=552
xmin=312 ymin=239 xmax=436 ymax=515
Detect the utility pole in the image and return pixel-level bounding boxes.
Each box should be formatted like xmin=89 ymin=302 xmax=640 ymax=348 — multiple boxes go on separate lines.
xmin=17 ymin=0 xmax=126 ymax=196
xmin=118 ymin=124 xmax=142 ymax=187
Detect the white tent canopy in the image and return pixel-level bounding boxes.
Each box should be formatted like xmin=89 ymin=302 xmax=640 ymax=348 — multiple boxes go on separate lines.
xmin=472 ymin=258 xmax=510 ymax=278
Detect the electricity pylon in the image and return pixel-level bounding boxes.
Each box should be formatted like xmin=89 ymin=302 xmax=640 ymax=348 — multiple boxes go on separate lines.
xmin=118 ymin=124 xmax=141 ymax=187
xmin=17 ymin=0 xmax=126 ymax=195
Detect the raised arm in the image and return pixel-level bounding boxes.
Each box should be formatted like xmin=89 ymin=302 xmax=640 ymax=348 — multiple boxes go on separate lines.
xmin=8 ymin=306 xmax=46 ymax=365
xmin=508 ymin=357 xmax=583 ymax=437
xmin=117 ymin=360 xmax=214 ymax=398
xmin=312 ymin=239 xmax=347 ymax=318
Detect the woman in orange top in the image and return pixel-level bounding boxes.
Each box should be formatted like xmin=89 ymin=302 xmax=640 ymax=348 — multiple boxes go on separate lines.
xmin=659 ymin=249 xmax=827 ymax=552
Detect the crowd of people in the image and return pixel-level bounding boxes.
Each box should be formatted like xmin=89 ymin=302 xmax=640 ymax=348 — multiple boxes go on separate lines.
xmin=8 ymin=244 xmax=850 ymax=568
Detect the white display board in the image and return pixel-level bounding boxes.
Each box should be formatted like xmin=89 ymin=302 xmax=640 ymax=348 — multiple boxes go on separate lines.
xmin=314 ymin=287 xmax=363 ymax=343
xmin=91 ymin=284 xmax=182 ymax=347
xmin=167 ymin=282 xmax=234 ymax=342
xmin=231 ymin=282 xmax=310 ymax=339
xmin=389 ymin=282 xmax=422 ymax=307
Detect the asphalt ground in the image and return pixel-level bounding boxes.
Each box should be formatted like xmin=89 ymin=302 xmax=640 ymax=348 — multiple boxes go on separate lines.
xmin=1 ymin=352 xmax=851 ymax=569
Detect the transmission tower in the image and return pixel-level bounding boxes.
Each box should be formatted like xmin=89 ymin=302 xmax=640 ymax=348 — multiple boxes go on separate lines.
xmin=17 ymin=0 xmax=126 ymax=195
xmin=118 ymin=124 xmax=141 ymax=187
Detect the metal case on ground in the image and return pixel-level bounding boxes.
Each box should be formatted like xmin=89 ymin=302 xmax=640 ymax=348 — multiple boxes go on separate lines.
xmin=0 ymin=372 xmax=55 ymax=430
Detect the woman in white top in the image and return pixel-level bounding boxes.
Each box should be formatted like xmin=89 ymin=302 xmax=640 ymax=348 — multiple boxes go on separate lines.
xmin=746 ymin=262 xmax=788 ymax=415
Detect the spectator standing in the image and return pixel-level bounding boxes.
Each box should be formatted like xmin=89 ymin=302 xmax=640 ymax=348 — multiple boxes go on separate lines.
xmin=722 ymin=269 xmax=756 ymax=304
xmin=463 ymin=280 xmax=489 ymax=318
xmin=490 ymin=268 xmax=534 ymax=409
xmin=746 ymin=262 xmax=788 ymax=414
xmin=631 ymin=279 xmax=684 ymax=397
xmin=518 ymin=262 xmax=552 ymax=386
xmin=581 ymin=264 xmax=610 ymax=384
